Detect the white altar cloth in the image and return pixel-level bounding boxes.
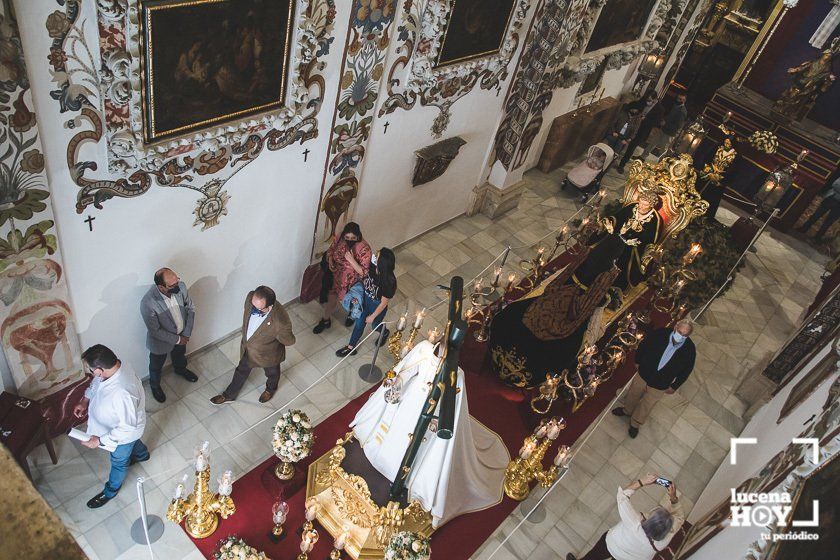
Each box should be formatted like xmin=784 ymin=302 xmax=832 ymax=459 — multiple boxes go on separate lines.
xmin=350 ymin=340 xmax=509 ymax=527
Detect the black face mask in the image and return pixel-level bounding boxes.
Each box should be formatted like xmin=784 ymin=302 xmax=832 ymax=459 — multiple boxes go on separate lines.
xmin=344 ymin=238 xmax=357 ymax=249
xmin=167 ymin=285 xmax=181 ymax=294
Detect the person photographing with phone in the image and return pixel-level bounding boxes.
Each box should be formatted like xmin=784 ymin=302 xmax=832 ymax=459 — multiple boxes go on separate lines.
xmin=567 ymin=473 xmax=684 ymax=560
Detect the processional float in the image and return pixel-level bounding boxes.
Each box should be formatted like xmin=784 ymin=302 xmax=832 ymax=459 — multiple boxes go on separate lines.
xmin=305 ymin=277 xmax=467 ymax=559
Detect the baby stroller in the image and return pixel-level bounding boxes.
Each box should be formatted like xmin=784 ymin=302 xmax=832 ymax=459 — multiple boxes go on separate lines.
xmin=561 ymin=143 xmax=615 ymax=202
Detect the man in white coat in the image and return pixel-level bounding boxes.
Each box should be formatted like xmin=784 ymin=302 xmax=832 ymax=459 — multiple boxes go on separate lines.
xmin=73 ymin=345 xmax=149 ymax=509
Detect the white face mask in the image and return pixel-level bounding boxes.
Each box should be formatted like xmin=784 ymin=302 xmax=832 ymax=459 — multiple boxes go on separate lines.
xmin=672 ymin=332 xmax=686 ymax=344
xmin=371 ymin=253 xmax=378 ymax=267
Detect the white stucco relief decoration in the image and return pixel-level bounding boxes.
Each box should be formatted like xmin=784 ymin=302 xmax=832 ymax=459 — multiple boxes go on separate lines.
xmin=380 ymin=0 xmax=531 ymax=137
xmin=46 ymin=0 xmax=337 ymax=229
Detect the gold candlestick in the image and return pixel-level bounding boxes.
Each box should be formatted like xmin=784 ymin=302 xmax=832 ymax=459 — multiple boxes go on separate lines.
xmin=166 ymin=449 xmax=236 ymax=539
xmin=503 ymin=418 xmax=567 ymax=501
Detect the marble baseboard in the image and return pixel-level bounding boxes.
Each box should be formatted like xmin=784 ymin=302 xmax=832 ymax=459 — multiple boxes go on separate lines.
xmin=467 ymin=181 xmax=530 ymax=219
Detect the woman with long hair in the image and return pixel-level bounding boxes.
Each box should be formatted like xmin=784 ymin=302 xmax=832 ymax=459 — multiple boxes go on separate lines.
xmin=313 ymin=222 xmax=372 ymax=334
xmin=336 ymin=247 xmax=397 ymax=357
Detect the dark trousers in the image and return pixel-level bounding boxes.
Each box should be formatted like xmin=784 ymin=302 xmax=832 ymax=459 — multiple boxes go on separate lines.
xmin=618 ymin=128 xmax=652 ymax=168
xmin=578 ymin=531 xmax=613 ymax=560
xmin=222 ymin=353 xmax=280 ymax=399
xmin=148 ymin=344 xmax=188 ymax=390
xmin=800 ymin=197 xmax=840 ymax=240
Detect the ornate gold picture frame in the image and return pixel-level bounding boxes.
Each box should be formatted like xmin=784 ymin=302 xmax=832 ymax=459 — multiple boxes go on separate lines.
xmin=140 ymin=0 xmax=296 ymax=143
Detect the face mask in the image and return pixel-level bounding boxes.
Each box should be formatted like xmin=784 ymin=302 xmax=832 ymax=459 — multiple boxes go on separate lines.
xmin=672 ymin=332 xmax=686 ymax=344
xmin=251 ymin=305 xmax=266 ymax=317
xmin=371 ymin=253 xmax=378 ymax=267
xmin=167 ymin=285 xmax=181 ymax=294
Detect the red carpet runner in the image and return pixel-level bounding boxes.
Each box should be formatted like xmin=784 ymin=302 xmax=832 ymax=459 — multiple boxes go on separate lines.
xmin=182 ymin=255 xmax=673 ymax=559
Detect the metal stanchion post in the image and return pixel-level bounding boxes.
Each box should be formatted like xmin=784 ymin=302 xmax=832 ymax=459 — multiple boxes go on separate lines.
xmin=131 ymin=477 xmax=164 ymax=549
xmin=358 ymin=325 xmax=385 ymax=383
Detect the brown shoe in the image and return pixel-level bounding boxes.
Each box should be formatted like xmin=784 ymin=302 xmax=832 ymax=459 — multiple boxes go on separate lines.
xmin=210 ymin=394 xmax=231 ymax=405
xmin=259 ymin=390 xmax=275 ymax=403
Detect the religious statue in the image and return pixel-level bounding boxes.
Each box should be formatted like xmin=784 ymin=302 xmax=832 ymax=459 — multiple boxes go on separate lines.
xmin=772 ymin=38 xmax=839 ymax=121
xmin=698 ymin=137 xmax=737 ymax=218
xmin=350 ymin=339 xmax=509 ymax=527
xmin=573 ymin=191 xmax=663 ymax=291
xmin=489 ymin=257 xmax=620 ymax=389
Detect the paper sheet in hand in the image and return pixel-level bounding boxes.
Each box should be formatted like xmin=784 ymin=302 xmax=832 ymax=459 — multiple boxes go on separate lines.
xmin=69 ymin=428 xmax=116 ymax=452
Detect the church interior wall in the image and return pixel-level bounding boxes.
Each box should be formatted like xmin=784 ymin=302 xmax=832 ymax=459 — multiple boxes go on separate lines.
xmin=12 ymin=0 xmax=348 ymax=377
xmin=1 ymin=0 xmax=705 ymax=393
xmin=684 ymin=338 xmax=837 ymax=558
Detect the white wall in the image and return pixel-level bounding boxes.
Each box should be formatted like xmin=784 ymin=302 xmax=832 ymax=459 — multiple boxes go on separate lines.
xmin=685 ymin=340 xmax=838 ymax=559
xmin=15 ymin=0 xmax=346 ymax=374
xmin=9 ymin=0 xmax=704 ymax=381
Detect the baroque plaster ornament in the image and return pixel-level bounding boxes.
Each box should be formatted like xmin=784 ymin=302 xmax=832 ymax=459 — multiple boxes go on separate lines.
xmin=379 ymin=0 xmax=530 ymax=136
xmin=49 ymin=0 xmax=337 ymax=229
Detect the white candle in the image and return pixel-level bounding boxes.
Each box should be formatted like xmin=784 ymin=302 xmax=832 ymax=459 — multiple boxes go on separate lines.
xmin=173 ymin=483 xmax=185 ymax=500
xmin=305 ymin=498 xmax=318 ymax=521
xmin=414 ymin=308 xmax=426 ymax=328
xmin=554 ymin=445 xmax=570 ymax=467
xmin=335 ymin=532 xmax=348 ymax=550
xmin=507 ymin=272 xmax=517 ymax=289
xmin=218 ymin=470 xmax=233 ymax=496
xmin=534 ymin=423 xmax=548 ymax=439
xmin=195 ymin=453 xmax=207 ymax=472
xmin=519 ymin=440 xmax=537 ymax=459
xmin=547 ymin=423 xmax=562 ymax=441
xmin=493 ymin=267 xmax=502 ymax=285
xmin=396 ymin=313 xmax=407 ymax=332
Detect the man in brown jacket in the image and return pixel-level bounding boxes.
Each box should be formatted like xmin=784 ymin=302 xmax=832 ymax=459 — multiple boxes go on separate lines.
xmin=210 ymin=286 xmax=296 ymax=404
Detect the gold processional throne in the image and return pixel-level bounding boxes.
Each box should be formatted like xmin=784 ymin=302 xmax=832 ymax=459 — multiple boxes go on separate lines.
xmin=604 ymin=154 xmax=709 ymax=321
xmin=306 ymin=433 xmax=433 ymax=559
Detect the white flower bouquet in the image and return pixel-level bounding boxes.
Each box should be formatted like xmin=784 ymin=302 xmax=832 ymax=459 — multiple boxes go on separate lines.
xmin=214 ymin=536 xmax=269 ymax=560
xmin=272 ymin=409 xmax=314 ymax=480
xmin=748 ymin=130 xmax=779 ymax=154
xmin=384 ymin=531 xmax=431 ymax=560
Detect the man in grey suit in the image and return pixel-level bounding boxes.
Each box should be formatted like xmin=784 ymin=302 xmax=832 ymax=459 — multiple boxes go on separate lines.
xmin=140 ymin=268 xmax=198 ymax=402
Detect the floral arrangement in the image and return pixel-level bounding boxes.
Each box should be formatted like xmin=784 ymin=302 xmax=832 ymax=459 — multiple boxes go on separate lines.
xmin=214 ymin=536 xmax=269 ymax=560
xmin=748 ymin=130 xmax=779 ymax=154
xmin=384 ymin=531 xmax=431 ymax=560
xmin=272 ymin=409 xmax=314 ymax=462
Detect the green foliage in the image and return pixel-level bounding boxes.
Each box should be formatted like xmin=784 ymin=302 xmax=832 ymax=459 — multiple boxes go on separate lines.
xmin=651 ymin=217 xmax=744 ymax=310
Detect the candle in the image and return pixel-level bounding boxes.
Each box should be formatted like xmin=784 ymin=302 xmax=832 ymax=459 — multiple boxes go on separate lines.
xmin=598 ymin=189 xmax=606 ymax=199
xmin=507 ymin=272 xmax=517 ymax=288
xmin=272 ymin=501 xmax=289 ymax=524
xmin=335 ymin=532 xmax=348 ymax=550
xmin=519 ymin=440 xmax=537 ymax=459
xmin=537 ymin=247 xmax=545 ymax=256
xmin=493 ymin=266 xmax=502 ymax=286
xmin=396 ymin=313 xmax=407 ymax=332
xmin=218 ymin=470 xmax=233 ymax=496
xmin=554 ymin=445 xmax=571 ymax=467
xmin=427 ymin=327 xmax=440 ymax=342
xmin=581 ymin=217 xmax=590 ymax=226
xmin=304 ymin=528 xmax=319 ymax=545
xmin=173 ymin=482 xmax=185 ymax=501
xmin=674 ymin=279 xmax=686 ymax=292
xmin=798 ymin=149 xmax=808 ymax=161
xmin=305 ymin=498 xmax=319 ymax=521
xmin=474 ymin=278 xmax=483 ymax=292
xmin=723 ymin=111 xmax=732 ymax=123
xmin=414 ymin=308 xmax=426 ymax=328
xmin=195 ymin=453 xmax=207 ymax=472
xmin=535 ymin=422 xmax=548 ymax=439
xmin=547 ymin=419 xmax=564 ymax=440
